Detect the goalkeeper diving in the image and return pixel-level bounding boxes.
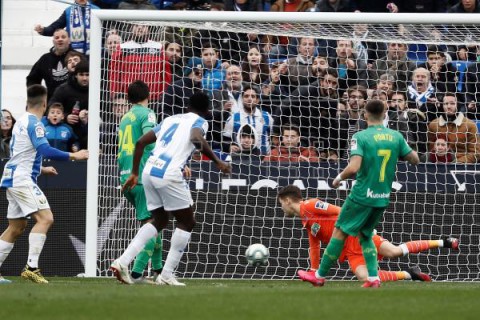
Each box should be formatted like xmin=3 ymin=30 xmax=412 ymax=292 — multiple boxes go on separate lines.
xmin=278 ymin=185 xmax=459 ymax=283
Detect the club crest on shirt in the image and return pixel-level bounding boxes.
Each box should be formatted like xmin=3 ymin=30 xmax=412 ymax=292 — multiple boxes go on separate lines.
xmin=311 ymin=223 xmax=320 ymax=237
xmin=148 ymin=113 xmax=156 ymax=124
xmin=35 ymin=125 xmax=45 ymax=138
xmin=350 ymin=138 xmax=357 ymax=151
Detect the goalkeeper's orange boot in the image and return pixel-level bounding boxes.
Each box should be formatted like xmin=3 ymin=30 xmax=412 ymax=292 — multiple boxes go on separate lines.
xmin=362 ymin=279 xmax=381 ymax=288
xmin=407 ymin=266 xmax=431 ymax=282
xmin=298 ymin=270 xmax=325 ymax=287
xmin=443 ymin=237 xmax=459 ymax=251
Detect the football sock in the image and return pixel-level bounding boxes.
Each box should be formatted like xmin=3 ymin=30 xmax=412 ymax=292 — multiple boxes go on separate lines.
xmin=379 ymin=270 xmax=409 ymax=282
xmin=118 ymin=223 xmax=157 ymax=267
xmin=0 ymin=239 xmax=14 ymax=268
xmin=151 ymin=234 xmax=163 ymax=270
xmin=131 ymin=237 xmax=156 ymax=277
xmin=318 ymin=237 xmax=345 ymax=278
xmin=27 ymin=233 xmax=46 ymax=269
xmin=400 ymin=240 xmax=441 ymax=256
xmin=161 ymin=228 xmax=191 ymax=279
xmin=360 ymin=236 xmax=378 ymax=278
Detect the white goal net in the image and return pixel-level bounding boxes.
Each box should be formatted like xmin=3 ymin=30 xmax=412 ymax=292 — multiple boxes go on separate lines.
xmin=86 ymin=11 xmax=480 ymax=281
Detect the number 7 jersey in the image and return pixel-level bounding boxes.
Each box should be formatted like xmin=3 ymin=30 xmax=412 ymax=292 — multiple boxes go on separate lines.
xmin=144 ymin=113 xmax=208 ymax=181
xmin=349 ymin=124 xmax=412 ymax=207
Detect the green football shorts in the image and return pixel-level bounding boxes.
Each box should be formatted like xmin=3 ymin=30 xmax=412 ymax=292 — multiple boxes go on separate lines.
xmin=335 ymin=197 xmax=386 ymax=238
xmin=123 ymin=184 xmax=151 ymax=222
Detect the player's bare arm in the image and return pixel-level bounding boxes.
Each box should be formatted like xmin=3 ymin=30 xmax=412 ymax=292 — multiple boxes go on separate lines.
xmin=190 ymin=127 xmax=231 ymax=175
xmin=69 ymin=149 xmax=89 ymax=161
xmin=332 ymin=155 xmax=362 ymax=189
xmin=122 ymin=130 xmax=156 ymax=192
xmin=403 ymin=150 xmax=420 ymax=165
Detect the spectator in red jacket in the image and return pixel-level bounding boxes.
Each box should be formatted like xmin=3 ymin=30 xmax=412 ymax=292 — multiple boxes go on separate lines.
xmin=108 ymin=24 xmax=172 ymax=108
xmin=264 ymin=125 xmax=320 ymax=162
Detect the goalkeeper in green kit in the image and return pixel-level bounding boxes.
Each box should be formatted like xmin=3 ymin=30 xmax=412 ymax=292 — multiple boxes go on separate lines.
xmin=117 ymin=80 xmax=163 ymax=284
xmin=299 ymin=99 xmax=420 ymax=288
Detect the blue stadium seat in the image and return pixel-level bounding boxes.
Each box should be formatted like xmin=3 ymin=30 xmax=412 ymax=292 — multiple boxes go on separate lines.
xmin=408 ymin=44 xmax=428 ymax=62
xmin=476 ymin=120 xmax=480 ymax=133
xmin=452 ymin=60 xmax=471 ymax=92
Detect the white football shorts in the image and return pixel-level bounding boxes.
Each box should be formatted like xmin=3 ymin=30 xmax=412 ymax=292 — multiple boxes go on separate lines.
xmin=6 ymin=184 xmax=50 ymax=219
xmin=142 ymin=173 xmax=193 ymax=211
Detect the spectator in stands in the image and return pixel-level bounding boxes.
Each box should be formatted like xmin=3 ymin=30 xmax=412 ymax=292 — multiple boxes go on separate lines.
xmin=42 ymin=103 xmax=79 ymax=152
xmin=162 ymin=65 xmax=204 ymax=117
xmin=109 ymin=24 xmax=171 ymax=107
xmin=278 ymin=37 xmax=317 ymax=88
xmin=417 ymin=45 xmax=457 ymax=94
xmin=229 ymin=124 xmax=262 ymax=160
xmin=0 ymin=110 xmax=16 ymax=159
xmin=390 ymin=91 xmax=427 ymax=152
xmin=397 ymin=0 xmax=448 ymax=12
xmin=369 ymin=73 xmax=396 ymax=99
xmin=65 ymin=51 xmax=85 ymax=75
xmin=49 ymin=60 xmax=90 ymax=149
xmin=428 ymin=93 xmax=480 ymax=163
xmin=275 ymin=69 xmax=340 ymax=160
xmin=26 ymin=29 xmax=74 ymax=101
xmin=353 ymin=0 xmax=398 ymax=12
xmin=329 ymin=40 xmax=368 ymax=91
xmin=105 ymin=31 xmax=122 ymax=57
xmin=241 ymin=46 xmax=270 ymax=86
xmin=118 ymin=0 xmax=157 ymax=9
xmin=337 ymin=85 xmax=367 ymax=159
xmin=357 ymin=91 xmax=409 ymax=140
xmin=191 ymin=28 xmax=253 ymax=65
xmin=184 ymin=42 xmax=226 ymax=94
xmin=165 ymin=42 xmax=185 ymax=82
xmin=464 ymin=60 xmax=480 ymax=119
xmin=271 ymin=0 xmax=315 ymax=11
xmin=421 ymin=136 xmax=455 ymax=163
xmin=212 ymin=65 xmax=245 ymax=113
xmin=312 ymin=55 xmax=330 ymax=77
xmin=369 ymin=42 xmax=415 ymax=91
xmin=34 ymin=0 xmax=99 ymax=56
xmin=100 ymin=93 xmax=129 ymax=156
xmin=261 ymin=62 xmax=289 ymax=97
xmin=448 ymin=0 xmax=480 ymax=13
xmin=224 ymin=0 xmax=263 ymax=11
xmin=351 ymin=23 xmax=387 ymax=67
xmin=315 ymin=0 xmax=353 ymax=12
xmin=263 ymin=125 xmax=319 ymax=162
xmin=407 ymin=67 xmax=439 ymax=123
xmin=223 ymin=85 xmax=273 ymax=154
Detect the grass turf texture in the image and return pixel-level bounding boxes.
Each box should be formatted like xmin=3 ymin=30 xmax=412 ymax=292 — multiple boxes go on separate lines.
xmin=0 ymin=278 xmax=479 ymax=320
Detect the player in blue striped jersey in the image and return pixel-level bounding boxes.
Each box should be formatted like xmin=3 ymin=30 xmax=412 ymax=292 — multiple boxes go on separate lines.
xmin=0 ymin=85 xmax=88 ymax=284
xmin=111 ymin=91 xmax=231 ymax=286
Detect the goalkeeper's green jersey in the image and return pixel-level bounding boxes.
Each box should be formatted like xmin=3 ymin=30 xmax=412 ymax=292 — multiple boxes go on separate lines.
xmin=348 ymin=124 xmax=412 ymax=208
xmin=117 ymin=104 xmax=156 ymax=185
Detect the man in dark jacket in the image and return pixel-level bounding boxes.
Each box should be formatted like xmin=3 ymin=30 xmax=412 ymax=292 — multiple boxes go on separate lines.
xmin=26 ymin=29 xmax=75 ymax=101
xmin=448 ymin=0 xmax=480 ymax=13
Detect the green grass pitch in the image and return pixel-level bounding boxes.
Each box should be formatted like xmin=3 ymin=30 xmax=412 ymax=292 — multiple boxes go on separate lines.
xmin=1 ymin=278 xmax=479 ymax=320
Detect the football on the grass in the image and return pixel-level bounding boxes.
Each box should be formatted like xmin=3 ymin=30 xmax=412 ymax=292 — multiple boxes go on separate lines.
xmin=245 ymin=243 xmax=269 ymax=267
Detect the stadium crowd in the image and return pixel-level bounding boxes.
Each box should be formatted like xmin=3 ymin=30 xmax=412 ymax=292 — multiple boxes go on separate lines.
xmin=4 ymin=0 xmax=480 ymax=164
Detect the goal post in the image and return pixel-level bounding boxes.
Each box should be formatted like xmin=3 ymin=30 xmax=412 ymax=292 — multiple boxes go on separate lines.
xmin=87 ymin=10 xmax=480 ymax=280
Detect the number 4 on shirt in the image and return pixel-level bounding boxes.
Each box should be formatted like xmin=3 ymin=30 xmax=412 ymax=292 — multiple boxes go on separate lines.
xmin=159 ymin=123 xmax=179 ymax=147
